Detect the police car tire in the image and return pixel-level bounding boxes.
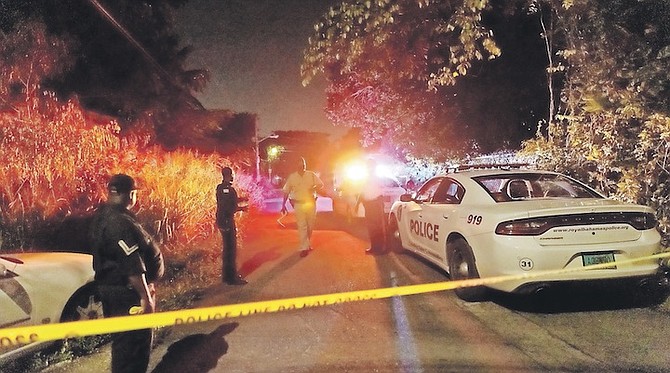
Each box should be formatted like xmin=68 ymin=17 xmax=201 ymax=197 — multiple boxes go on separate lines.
xmin=60 ymin=283 xmax=104 ymax=322
xmin=387 ymin=214 xmax=405 ymax=253
xmin=447 ymin=238 xmax=487 ymax=302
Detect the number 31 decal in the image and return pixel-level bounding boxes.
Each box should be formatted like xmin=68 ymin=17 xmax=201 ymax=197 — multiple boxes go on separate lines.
xmin=467 ymin=214 xmax=482 ymax=225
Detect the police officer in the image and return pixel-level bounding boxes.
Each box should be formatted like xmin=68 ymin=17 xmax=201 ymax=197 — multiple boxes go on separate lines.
xmin=216 ymin=166 xmax=248 ymax=285
xmin=355 ymin=159 xmax=387 ymax=255
xmin=281 ymin=157 xmax=324 ymax=257
xmin=89 ymin=174 xmax=164 ymax=373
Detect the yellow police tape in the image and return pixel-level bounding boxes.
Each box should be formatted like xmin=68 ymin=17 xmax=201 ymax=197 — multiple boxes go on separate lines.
xmin=1 ymin=252 xmax=669 ymax=347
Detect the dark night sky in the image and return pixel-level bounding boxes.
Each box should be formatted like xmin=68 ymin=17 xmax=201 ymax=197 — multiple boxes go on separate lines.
xmin=174 ymin=0 xmax=347 ymax=139
xmin=173 ymin=1 xmax=549 ymax=150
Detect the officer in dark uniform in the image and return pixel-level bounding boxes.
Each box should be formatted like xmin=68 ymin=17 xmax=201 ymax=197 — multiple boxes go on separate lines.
xmin=216 ymin=166 xmax=248 ymax=285
xmin=89 ymin=174 xmax=164 ymax=373
xmin=356 ymin=159 xmax=387 ymax=255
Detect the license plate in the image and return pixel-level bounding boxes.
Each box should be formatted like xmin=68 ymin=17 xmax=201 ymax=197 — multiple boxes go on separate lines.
xmin=582 ymin=252 xmax=616 ymax=269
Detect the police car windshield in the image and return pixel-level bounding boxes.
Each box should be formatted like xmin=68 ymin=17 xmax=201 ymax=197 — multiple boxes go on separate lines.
xmin=473 ymin=173 xmax=602 ymax=202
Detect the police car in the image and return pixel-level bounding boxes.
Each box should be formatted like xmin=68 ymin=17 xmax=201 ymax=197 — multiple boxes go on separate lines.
xmin=1 ymin=252 xmax=103 ymax=359
xmin=388 ymin=167 xmax=666 ymax=301
xmin=333 ymin=176 xmax=406 ymax=218
xmin=332 ymin=158 xmax=407 ymax=219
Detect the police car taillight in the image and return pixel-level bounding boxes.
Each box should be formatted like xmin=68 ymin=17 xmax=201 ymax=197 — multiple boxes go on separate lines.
xmin=628 ymin=213 xmax=658 ymax=230
xmin=495 ymin=219 xmax=552 ymax=236
xmin=496 ymin=212 xmax=658 ymax=236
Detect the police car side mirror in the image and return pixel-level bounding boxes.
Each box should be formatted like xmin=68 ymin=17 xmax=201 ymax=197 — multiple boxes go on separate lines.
xmin=399 ymin=194 xmax=413 ymax=203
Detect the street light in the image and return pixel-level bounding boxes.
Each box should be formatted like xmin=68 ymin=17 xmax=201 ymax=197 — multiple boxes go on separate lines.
xmin=266 ymin=145 xmax=284 ymax=181
xmin=255 ymin=133 xmax=278 ymax=181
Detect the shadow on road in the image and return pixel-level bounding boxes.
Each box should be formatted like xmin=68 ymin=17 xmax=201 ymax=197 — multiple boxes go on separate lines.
xmin=316 ymin=212 xmax=369 ymax=240
xmin=489 ymin=282 xmax=670 ymax=314
xmin=238 ymin=248 xmax=283 ymax=278
xmin=387 ymin=248 xmax=670 ymax=314
xmin=271 ymin=210 xmax=369 ymax=241
xmin=151 ymin=322 xmax=239 ymax=373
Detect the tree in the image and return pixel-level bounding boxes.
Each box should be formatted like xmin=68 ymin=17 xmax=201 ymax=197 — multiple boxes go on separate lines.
xmin=522 ymin=0 xmax=670 ymax=238
xmin=0 ymin=0 xmax=208 ymax=128
xmin=302 ymin=0 xmax=552 ymax=158
xmin=0 ymin=20 xmax=75 ymax=108
xmin=301 ymin=0 xmax=505 ymax=159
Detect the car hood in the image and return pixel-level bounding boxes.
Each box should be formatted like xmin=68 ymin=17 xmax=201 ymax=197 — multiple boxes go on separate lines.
xmin=0 ymin=252 xmax=94 ymax=280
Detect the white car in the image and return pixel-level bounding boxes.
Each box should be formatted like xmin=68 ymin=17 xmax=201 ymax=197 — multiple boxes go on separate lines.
xmin=0 ymin=252 xmax=103 ymax=360
xmin=388 ymin=168 xmax=666 ymax=301
xmin=333 ymin=177 xmax=407 ymax=219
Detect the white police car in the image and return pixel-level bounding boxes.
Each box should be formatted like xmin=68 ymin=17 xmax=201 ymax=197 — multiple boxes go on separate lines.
xmin=388 ymin=168 xmax=665 ymax=301
xmin=332 ymin=157 xmax=407 ymax=219
xmin=334 ymin=176 xmax=407 ymax=218
xmin=0 ymin=252 xmax=103 ymax=359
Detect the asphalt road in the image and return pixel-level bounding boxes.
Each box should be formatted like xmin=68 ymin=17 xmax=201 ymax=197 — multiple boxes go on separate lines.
xmin=42 ymin=203 xmax=670 ymax=373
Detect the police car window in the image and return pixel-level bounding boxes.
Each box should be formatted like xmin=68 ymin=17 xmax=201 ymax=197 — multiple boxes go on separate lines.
xmin=415 ymin=178 xmax=442 ymax=203
xmin=473 ymin=173 xmax=602 ymax=202
xmin=431 ymin=181 xmax=448 ymax=203
xmin=431 ymin=179 xmax=463 ymax=204
xmin=445 ymin=180 xmax=465 ymax=203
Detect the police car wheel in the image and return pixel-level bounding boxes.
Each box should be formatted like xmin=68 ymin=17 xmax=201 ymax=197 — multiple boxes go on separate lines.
xmin=447 ymin=238 xmax=487 ymax=302
xmin=387 ymin=214 xmax=405 ymax=253
xmin=60 ymin=284 xmax=104 ymax=322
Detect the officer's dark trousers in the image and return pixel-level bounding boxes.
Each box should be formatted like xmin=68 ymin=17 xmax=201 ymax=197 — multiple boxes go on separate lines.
xmin=220 ymin=227 xmax=239 ymax=282
xmin=98 ymin=285 xmax=153 ymax=373
xmin=362 ymin=197 xmax=387 ymax=252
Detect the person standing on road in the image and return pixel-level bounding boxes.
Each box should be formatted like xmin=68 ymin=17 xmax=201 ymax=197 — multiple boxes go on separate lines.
xmin=355 ymin=159 xmax=387 ymax=255
xmin=89 ymin=174 xmax=165 ymax=373
xmin=216 ymin=166 xmax=248 ymax=285
xmin=281 ymin=157 xmax=324 ymax=257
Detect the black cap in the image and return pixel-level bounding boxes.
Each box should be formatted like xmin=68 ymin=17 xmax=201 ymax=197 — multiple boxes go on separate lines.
xmin=108 ymin=174 xmax=138 ymax=194
xmin=221 ymin=166 xmax=233 ymax=177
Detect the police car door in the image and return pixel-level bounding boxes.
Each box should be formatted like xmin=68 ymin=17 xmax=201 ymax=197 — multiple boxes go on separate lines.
xmin=418 ymin=178 xmax=463 ymax=263
xmin=404 ymin=177 xmax=443 ymax=255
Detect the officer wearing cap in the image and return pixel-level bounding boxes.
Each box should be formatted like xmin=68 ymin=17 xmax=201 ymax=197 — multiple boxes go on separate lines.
xmin=216 ymin=166 xmax=248 ymax=285
xmin=89 ymin=174 xmax=164 ymax=373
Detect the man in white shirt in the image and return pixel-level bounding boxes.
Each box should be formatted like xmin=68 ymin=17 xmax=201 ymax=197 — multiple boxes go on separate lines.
xmin=281 ymin=157 xmax=324 ymax=257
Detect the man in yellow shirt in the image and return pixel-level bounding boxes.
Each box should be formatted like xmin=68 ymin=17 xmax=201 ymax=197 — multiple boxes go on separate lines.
xmin=281 ymin=157 xmax=324 ymax=257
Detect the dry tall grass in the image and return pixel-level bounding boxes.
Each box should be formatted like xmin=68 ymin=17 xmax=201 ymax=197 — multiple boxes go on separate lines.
xmin=0 ymin=94 xmax=262 ymax=256
xmin=0 ymin=95 xmax=119 ymax=249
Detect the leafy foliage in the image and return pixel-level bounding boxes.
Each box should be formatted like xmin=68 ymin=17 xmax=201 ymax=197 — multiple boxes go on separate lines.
xmin=0 ymin=0 xmax=208 ymax=127
xmin=301 ymin=0 xmax=504 ymax=158
xmin=302 ymin=0 xmax=552 ymax=158
xmin=0 ymin=20 xmax=75 ymax=102
xmin=302 ymin=0 xmax=501 ymax=88
xmin=522 ymin=0 xmax=670 ymax=241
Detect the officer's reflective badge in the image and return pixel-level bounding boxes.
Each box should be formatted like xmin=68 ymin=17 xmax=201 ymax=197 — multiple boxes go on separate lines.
xmin=118 ymin=240 xmax=140 ymax=256
xmin=223 ymin=188 xmax=230 ymax=193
